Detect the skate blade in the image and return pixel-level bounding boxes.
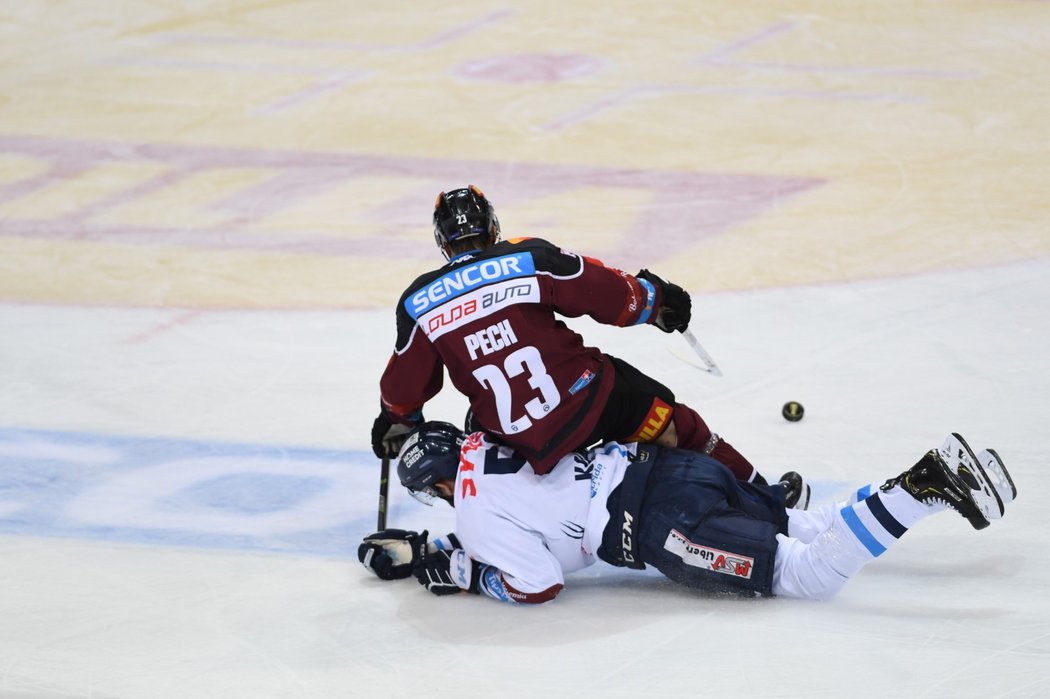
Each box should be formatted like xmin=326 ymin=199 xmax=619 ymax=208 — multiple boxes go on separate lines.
xmin=976 ymin=448 xmax=1017 ymax=519
xmin=940 ymin=433 xmax=1004 ymax=523
xmin=796 ymin=483 xmax=811 ymax=511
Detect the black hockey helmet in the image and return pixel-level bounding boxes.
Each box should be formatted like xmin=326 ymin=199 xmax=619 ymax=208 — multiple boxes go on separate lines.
xmin=397 ymin=421 xmax=465 ymax=506
xmin=432 ymin=185 xmax=501 ymax=260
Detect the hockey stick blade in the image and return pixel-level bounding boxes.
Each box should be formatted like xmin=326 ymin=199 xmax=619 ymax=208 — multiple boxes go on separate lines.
xmin=681 ymin=328 xmax=723 ymax=377
xmin=668 ymin=345 xmax=720 ymax=373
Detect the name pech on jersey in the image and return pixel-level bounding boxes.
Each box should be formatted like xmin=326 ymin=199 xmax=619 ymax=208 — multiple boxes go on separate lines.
xmin=380 ymin=237 xmax=659 ymax=474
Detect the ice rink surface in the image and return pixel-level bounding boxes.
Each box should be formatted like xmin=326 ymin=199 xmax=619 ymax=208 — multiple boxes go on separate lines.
xmin=1 ymin=2 xmax=1048 ymax=697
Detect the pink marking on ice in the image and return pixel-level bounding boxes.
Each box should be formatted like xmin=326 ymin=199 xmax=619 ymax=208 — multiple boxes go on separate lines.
xmin=455 ymin=53 xmax=604 ymax=84
xmin=0 ymin=161 xmax=94 ymax=206
xmin=682 ymin=84 xmax=921 ymax=102
xmin=694 ymin=22 xmax=977 ymax=80
xmin=252 ymin=71 xmax=369 ymax=116
xmin=708 ymin=59 xmax=977 ymax=80
xmin=106 ymin=56 xmax=342 ymax=76
xmin=118 ymin=310 xmax=203 ymax=345
xmin=208 ymin=168 xmax=352 ymax=223
xmin=696 ymin=21 xmax=797 ymax=63
xmin=542 ymin=83 xmax=919 ymax=131
xmin=542 ymin=87 xmax=648 ymax=131
xmin=416 ymin=10 xmax=514 ymax=50
xmin=0 ymin=134 xmax=824 ymax=267
xmin=57 ymin=167 xmax=198 ymax=228
xmin=155 ymin=32 xmax=386 ymax=51
xmin=543 ymin=17 xmax=966 ymax=132
xmin=152 ymin=10 xmax=513 ymax=54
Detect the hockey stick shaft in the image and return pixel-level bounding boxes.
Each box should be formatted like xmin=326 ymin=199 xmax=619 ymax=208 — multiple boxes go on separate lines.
xmin=377 ymin=455 xmax=390 ymax=530
xmin=681 ymin=328 xmax=723 ymax=376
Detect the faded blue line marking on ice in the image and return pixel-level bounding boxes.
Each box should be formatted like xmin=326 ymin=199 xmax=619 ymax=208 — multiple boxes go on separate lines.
xmin=0 ymin=427 xmax=861 ymax=557
xmin=0 ymin=426 xmax=389 ymax=558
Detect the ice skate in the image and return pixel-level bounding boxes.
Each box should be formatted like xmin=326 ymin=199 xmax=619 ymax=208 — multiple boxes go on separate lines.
xmin=883 ymin=433 xmax=1007 ymax=530
xmin=975 ymin=448 xmax=1017 ymax=519
xmin=937 ymin=433 xmax=1010 ymax=522
xmin=778 ymin=471 xmax=811 ymax=510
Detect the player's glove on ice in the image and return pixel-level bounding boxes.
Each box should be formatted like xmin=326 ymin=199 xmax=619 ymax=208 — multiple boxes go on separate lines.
xmin=371 ymin=410 xmax=419 ymax=459
xmin=413 ymin=536 xmax=481 ymax=597
xmin=414 ymin=549 xmax=462 ymax=595
xmin=636 ymin=269 xmax=691 ymax=333
xmin=358 ymin=528 xmax=428 ymax=580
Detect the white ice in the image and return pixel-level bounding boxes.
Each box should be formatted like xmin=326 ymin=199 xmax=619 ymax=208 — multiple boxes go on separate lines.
xmin=2 ymin=0 xmax=1049 ymax=695
xmin=2 ymin=257 xmax=1048 ymax=698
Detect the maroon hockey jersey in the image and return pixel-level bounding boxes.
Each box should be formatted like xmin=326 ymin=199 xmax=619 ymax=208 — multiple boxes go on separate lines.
xmin=379 ymin=237 xmax=663 ymax=474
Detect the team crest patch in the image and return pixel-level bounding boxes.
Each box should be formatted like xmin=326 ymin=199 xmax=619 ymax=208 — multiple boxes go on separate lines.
xmin=568 ymin=369 xmax=595 ymax=395
xmin=663 ymin=529 xmax=754 ymax=579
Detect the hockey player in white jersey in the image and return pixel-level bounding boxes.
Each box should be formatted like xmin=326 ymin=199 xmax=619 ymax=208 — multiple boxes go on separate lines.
xmin=358 ymin=422 xmax=1015 ymax=603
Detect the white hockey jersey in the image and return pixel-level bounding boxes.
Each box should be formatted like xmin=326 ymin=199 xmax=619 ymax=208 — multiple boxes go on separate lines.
xmin=449 ymin=432 xmax=637 ymax=603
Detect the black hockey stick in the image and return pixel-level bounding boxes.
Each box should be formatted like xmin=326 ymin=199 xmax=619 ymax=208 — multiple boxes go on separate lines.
xmin=377 ymin=455 xmax=390 ymax=530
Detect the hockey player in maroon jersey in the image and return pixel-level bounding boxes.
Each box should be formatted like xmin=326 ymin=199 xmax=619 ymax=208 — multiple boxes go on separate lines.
xmin=371 ymin=185 xmax=766 ymax=483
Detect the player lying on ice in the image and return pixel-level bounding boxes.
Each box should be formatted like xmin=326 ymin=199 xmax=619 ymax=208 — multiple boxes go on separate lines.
xmin=359 ymin=422 xmax=1016 ymax=603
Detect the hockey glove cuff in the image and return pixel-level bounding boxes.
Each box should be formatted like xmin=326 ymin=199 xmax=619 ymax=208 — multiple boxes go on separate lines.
xmin=636 ymin=269 xmax=691 ymax=333
xmin=413 ymin=546 xmax=482 ymax=596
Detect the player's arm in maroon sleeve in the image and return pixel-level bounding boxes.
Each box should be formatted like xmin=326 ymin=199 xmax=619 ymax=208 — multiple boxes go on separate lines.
xmin=522 ymin=238 xmax=669 ymax=328
xmin=379 ymin=308 xmax=444 ymax=424
xmin=371 ymin=305 xmax=445 ymax=458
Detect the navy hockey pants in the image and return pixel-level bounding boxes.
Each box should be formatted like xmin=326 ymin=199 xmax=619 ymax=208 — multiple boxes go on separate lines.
xmin=600 ymin=447 xmax=788 ymax=596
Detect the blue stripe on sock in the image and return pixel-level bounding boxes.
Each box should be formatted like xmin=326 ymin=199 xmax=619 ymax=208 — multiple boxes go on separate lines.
xmin=840 ymin=505 xmax=886 ymax=557
xmin=855 ymin=484 xmax=871 ymax=502
xmin=865 ymin=492 xmax=908 ymax=539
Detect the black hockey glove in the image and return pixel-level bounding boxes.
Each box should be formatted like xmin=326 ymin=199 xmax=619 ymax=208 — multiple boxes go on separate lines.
xmin=371 ymin=410 xmax=419 ymax=459
xmin=636 ymin=269 xmax=691 ymax=333
xmin=414 ymin=549 xmax=462 ymax=595
xmin=358 ymin=529 xmax=428 ymax=580
xmin=413 ymin=545 xmax=481 ymax=597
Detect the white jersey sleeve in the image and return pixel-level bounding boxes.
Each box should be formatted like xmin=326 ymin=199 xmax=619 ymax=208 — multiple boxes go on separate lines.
xmin=452 ymin=434 xmax=634 ymax=603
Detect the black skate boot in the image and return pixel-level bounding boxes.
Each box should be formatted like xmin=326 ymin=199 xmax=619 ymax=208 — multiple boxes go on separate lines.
xmin=778 ymin=471 xmax=811 ymax=510
xmin=882 ymin=433 xmax=1007 ymax=530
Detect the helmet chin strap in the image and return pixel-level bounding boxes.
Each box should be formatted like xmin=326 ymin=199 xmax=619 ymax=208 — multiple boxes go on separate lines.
xmin=437 ymin=479 xmax=456 ymax=507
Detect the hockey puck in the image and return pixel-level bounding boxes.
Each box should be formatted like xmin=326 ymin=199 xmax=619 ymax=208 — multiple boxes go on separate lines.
xmin=782 ymin=401 xmax=804 ymax=422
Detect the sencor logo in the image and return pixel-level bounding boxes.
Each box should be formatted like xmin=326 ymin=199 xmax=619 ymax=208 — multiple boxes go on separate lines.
xmin=409 ymin=253 xmax=535 ymax=317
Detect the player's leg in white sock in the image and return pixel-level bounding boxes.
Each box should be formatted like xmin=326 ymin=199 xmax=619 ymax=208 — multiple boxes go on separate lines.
xmin=785 ymin=504 xmax=837 ymax=544
xmin=772 ymin=485 xmax=941 ymax=599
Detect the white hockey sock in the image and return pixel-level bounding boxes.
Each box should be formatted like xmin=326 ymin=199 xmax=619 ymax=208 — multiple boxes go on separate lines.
xmin=844 ymin=482 xmax=878 ymax=506
xmin=876 ymin=482 xmax=947 ymax=525
xmin=786 ymin=504 xmax=838 ymax=543
xmin=772 ymin=487 xmax=940 ymax=599
xmin=772 ymin=517 xmax=860 ymax=600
